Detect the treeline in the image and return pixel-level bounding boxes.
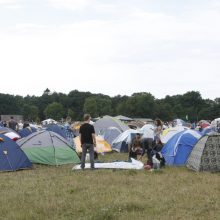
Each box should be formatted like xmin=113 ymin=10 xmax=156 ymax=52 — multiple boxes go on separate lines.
xmin=0 ymin=89 xmax=219 ymax=122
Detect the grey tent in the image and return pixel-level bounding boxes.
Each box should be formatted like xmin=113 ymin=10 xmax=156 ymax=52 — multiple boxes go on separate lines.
xmin=17 ymin=130 xmax=80 ymax=165
xmin=102 ymin=127 xmax=122 ymax=146
xmin=187 ymin=133 xmax=220 ymax=172
xmin=94 ymin=116 xmax=129 ymax=135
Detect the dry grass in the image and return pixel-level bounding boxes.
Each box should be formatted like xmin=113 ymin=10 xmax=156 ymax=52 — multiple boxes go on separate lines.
xmin=0 ymin=153 xmax=219 ymax=220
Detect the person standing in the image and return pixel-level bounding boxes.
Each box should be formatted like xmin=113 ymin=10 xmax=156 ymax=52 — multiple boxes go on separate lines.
xmin=64 ymin=116 xmax=75 ymax=148
xmin=79 ymin=114 xmax=96 ymax=169
xmin=154 ymin=118 xmax=163 ymax=144
xmin=8 ymin=116 xmax=18 ymax=131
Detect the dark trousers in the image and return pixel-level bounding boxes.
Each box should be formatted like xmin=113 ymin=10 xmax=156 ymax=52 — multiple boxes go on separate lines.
xmin=141 ymin=138 xmax=153 ymax=165
xmin=81 ymin=144 xmax=95 ymax=169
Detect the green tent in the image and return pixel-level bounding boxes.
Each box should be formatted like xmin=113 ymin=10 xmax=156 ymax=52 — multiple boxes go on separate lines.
xmin=17 ymin=130 xmax=80 ymax=165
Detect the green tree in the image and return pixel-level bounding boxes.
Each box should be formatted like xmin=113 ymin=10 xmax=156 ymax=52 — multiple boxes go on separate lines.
xmin=181 ymin=91 xmax=204 ymax=121
xmin=83 ymin=97 xmax=98 ymax=118
xmin=22 ymin=104 xmax=39 ymax=121
xmin=96 ymin=96 xmax=112 ymax=116
xmin=67 ymin=108 xmax=75 ymax=120
xmin=44 ymin=102 xmax=65 ymax=121
xmin=125 ymin=92 xmax=156 ymax=118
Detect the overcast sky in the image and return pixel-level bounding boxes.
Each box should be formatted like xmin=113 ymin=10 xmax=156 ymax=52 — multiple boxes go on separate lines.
xmin=0 ymin=0 xmax=219 ymax=100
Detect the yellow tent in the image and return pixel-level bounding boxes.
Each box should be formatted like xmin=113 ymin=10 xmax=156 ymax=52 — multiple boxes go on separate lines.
xmin=74 ymin=135 xmax=112 ymax=153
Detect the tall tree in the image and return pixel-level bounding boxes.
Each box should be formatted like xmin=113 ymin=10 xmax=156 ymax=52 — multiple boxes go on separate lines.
xmin=83 ymin=97 xmax=98 ymax=118
xmin=44 ymin=102 xmax=65 ymax=121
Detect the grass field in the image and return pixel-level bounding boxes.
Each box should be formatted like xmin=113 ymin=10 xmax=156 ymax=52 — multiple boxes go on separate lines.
xmin=0 ymin=153 xmax=219 ymax=220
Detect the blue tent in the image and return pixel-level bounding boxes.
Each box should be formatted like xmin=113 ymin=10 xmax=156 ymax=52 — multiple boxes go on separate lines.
xmin=0 ymin=134 xmax=32 ymax=171
xmin=46 ymin=124 xmax=75 ymax=148
xmin=161 ymin=130 xmax=202 ymax=166
xmin=201 ymin=126 xmax=214 ymax=136
xmin=46 ymin=124 xmax=66 ymax=138
xmin=18 ymin=127 xmax=37 ymax=138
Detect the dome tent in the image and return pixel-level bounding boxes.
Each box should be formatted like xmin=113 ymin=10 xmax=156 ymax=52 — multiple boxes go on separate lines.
xmin=0 ymin=127 xmax=21 ymax=141
xmin=74 ymin=135 xmax=112 ymax=154
xmin=17 ymin=131 xmax=80 ymax=165
xmin=161 ymin=126 xmax=188 ymax=144
xmin=187 ymin=133 xmax=220 ymax=172
xmin=0 ymin=134 xmax=32 ymax=171
xmin=161 ymin=130 xmax=202 ymax=166
xmin=112 ymin=129 xmax=142 ymax=152
xmin=101 ymin=127 xmax=122 ymax=145
xmin=94 ymin=116 xmax=129 ymax=135
xmin=46 ymin=124 xmax=75 ymax=148
xmin=18 ymin=127 xmax=37 ymax=138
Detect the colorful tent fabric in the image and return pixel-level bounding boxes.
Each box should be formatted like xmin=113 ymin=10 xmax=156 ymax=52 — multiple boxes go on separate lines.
xmin=94 ymin=116 xmax=129 ymax=135
xmin=187 ymin=133 xmax=220 ymax=172
xmin=161 ymin=130 xmax=202 ymax=166
xmin=198 ymin=120 xmax=211 ymax=129
xmin=17 ymin=131 xmax=80 ymax=165
xmin=161 ymin=126 xmax=188 ymax=144
xmin=0 ymin=127 xmax=21 ymax=141
xmin=74 ymin=135 xmax=112 ymax=153
xmin=18 ymin=127 xmax=37 ymax=138
xmin=0 ymin=134 xmax=32 ymax=171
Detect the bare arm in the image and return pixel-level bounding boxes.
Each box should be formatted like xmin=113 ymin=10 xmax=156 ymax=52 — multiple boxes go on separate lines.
xmin=92 ymin=133 xmax=96 ymax=146
xmin=79 ymin=134 xmax=82 ymax=145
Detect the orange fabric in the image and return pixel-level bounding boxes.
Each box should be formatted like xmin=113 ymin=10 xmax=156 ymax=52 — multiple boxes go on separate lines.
xmin=74 ymin=136 xmax=112 ymax=153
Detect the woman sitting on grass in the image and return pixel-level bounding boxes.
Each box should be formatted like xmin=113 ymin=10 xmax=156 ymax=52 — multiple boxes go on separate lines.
xmin=128 ymin=133 xmax=142 ymax=160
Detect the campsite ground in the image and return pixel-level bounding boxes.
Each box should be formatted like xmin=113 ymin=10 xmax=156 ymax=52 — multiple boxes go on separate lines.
xmin=0 ymin=153 xmax=219 ymax=220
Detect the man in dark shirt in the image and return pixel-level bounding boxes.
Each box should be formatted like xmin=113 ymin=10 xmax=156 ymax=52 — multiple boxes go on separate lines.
xmin=79 ymin=114 xmax=96 ymax=169
xmin=8 ymin=116 xmax=18 ymax=131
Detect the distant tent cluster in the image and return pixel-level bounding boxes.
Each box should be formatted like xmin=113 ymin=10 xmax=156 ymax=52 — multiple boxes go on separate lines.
xmin=0 ymin=115 xmax=220 ymax=172
xmin=0 ymin=120 xmax=80 ymax=172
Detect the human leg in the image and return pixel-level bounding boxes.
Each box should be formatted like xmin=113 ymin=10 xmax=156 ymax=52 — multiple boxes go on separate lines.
xmin=89 ymin=144 xmax=95 ymax=169
xmin=81 ymin=144 xmax=87 ymax=169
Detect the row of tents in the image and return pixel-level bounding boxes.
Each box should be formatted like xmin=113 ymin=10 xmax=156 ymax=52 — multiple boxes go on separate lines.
xmin=0 ymin=116 xmax=219 ymax=172
xmin=0 ymin=130 xmax=80 ymax=171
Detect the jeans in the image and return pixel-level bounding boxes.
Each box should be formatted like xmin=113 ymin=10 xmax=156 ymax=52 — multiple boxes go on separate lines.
xmin=141 ymin=138 xmax=153 ymax=164
xmin=81 ymin=144 xmax=95 ymax=169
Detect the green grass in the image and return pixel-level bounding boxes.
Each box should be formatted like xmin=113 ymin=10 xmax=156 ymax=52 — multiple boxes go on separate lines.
xmin=0 ymin=153 xmax=219 ymax=220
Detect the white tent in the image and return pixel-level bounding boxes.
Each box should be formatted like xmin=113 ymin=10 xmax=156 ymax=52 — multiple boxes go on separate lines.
xmin=42 ymin=118 xmax=57 ymax=126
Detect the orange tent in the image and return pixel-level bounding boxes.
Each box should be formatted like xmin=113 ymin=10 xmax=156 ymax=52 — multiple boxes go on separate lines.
xmin=74 ymin=135 xmax=112 ymax=153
